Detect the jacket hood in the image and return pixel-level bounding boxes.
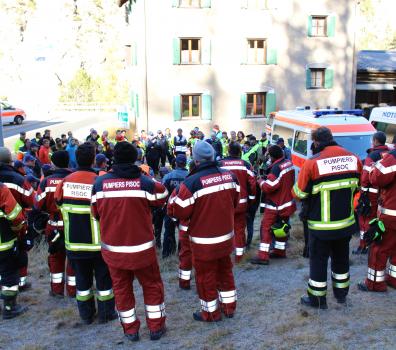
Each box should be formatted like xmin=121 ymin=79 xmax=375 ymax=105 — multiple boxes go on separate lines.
xmin=112 ymin=163 xmax=142 ymax=179
xmin=366 ymin=144 xmax=389 ymax=154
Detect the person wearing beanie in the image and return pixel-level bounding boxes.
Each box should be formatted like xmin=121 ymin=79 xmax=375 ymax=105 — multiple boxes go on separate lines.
xmin=0 ymin=182 xmax=30 ymax=319
xmin=219 ymin=142 xmax=256 ymax=263
xmin=92 ymin=141 xmax=168 ymax=342
xmin=0 ymin=146 xmax=35 ymax=297
xmin=353 ymin=131 xmax=389 ymax=255
xmin=168 ymin=140 xmax=240 ymax=322
xmin=161 ymin=154 xmax=189 ymax=262
xmin=251 ymin=145 xmax=296 ymax=266
xmin=35 ymin=150 xmax=76 ymax=299
xmin=55 ymin=142 xmax=116 ymax=324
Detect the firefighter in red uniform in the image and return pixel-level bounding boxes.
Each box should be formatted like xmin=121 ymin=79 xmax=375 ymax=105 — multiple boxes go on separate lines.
xmin=353 ymin=131 xmax=389 ymax=255
xmin=251 ymin=145 xmax=296 ymax=265
xmin=91 ymin=142 xmax=168 ymax=342
xmin=293 ymin=127 xmax=362 ymax=309
xmin=0 ymin=183 xmax=28 ymax=319
xmin=219 ymin=142 xmax=256 ymax=262
xmin=55 ymin=143 xmax=116 ymax=324
xmin=358 ymin=148 xmax=396 ymax=292
xmin=168 ymin=141 xmax=240 ymax=322
xmin=0 ymin=147 xmax=34 ymax=290
xmin=35 ymin=151 xmax=76 ymax=297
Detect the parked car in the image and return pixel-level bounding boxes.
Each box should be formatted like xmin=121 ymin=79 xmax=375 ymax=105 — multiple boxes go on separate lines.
xmin=0 ymin=101 xmax=26 ymax=125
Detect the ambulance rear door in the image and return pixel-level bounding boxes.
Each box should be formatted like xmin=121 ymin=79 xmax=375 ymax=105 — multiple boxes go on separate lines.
xmin=369 ymin=107 xmax=396 ymax=144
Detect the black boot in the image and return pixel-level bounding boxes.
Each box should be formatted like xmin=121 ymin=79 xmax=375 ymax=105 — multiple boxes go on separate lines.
xmin=150 ymin=327 xmax=166 ymax=341
xmin=19 ymin=281 xmax=32 ymax=292
xmin=300 ymin=295 xmax=328 ymax=310
xmin=125 ymin=332 xmax=140 ymax=342
xmin=2 ymin=298 xmax=28 ymax=320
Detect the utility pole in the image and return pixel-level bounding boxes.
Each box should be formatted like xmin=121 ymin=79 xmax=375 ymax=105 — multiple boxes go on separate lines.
xmin=0 ymin=103 xmax=4 ymax=147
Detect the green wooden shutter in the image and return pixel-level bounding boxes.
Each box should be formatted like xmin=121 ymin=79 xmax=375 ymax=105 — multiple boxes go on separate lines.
xmin=306 ymin=68 xmax=312 ymax=89
xmin=266 ymin=46 xmax=277 ymax=65
xmin=201 ymin=38 xmax=211 ymax=65
xmin=307 ymin=16 xmax=313 ymax=37
xmin=135 ymin=94 xmax=139 ymax=118
xmin=325 ymin=68 xmax=334 ymax=89
xmin=173 ymin=96 xmax=181 ymax=121
xmin=327 ymin=15 xmax=336 ymax=37
xmin=265 ymin=91 xmax=276 ymax=116
xmin=202 ymin=94 xmax=212 ymax=120
xmin=201 ymin=0 xmax=211 ymax=8
xmin=130 ymin=91 xmax=135 ymax=110
xmin=173 ymin=38 xmax=181 ymax=65
xmin=240 ymin=94 xmax=247 ymax=119
xmin=172 ymin=0 xmax=179 ymax=7
xmin=241 ymin=0 xmax=248 ymax=9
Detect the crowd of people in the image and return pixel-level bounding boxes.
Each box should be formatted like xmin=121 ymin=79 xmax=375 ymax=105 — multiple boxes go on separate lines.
xmin=0 ymin=123 xmax=395 ymax=342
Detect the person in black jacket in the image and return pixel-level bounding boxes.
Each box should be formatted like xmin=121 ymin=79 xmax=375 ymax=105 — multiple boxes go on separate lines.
xmin=207 ymin=132 xmax=223 ymax=160
xmin=146 ymin=133 xmax=162 ymax=175
xmin=157 ymin=130 xmax=168 ymax=167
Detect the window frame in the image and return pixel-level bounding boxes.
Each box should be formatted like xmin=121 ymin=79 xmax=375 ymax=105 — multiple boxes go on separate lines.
xmin=245 ymin=92 xmax=267 ymax=118
xmin=271 ymin=124 xmax=294 ymax=148
xmin=311 ymin=15 xmax=327 ymax=37
xmin=180 ymin=38 xmax=201 ymax=65
xmin=180 ymin=94 xmax=202 ymax=119
xmin=247 ymin=38 xmax=267 ymax=65
xmin=179 ymin=0 xmax=201 ymax=8
xmin=293 ymin=131 xmax=309 ymax=156
xmin=309 ymin=68 xmax=325 ymax=89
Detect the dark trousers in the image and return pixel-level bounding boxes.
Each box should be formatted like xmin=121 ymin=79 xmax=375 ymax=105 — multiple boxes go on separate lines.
xmin=160 ymin=152 xmax=167 ymax=167
xmin=153 ymin=207 xmax=165 ymax=248
xmin=70 ymin=255 xmax=115 ymax=321
xmin=307 ymin=233 xmax=351 ymax=303
xmin=147 ymin=157 xmax=160 ymax=174
xmin=163 ymin=215 xmax=176 ymax=258
xmin=0 ymin=252 xmax=20 ymax=301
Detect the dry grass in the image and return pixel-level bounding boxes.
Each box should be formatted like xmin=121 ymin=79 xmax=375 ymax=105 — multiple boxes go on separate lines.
xmin=205 ymin=328 xmax=232 ymax=345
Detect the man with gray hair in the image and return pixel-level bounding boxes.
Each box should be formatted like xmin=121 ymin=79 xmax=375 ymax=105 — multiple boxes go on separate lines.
xmin=168 ymin=141 xmax=240 ymax=322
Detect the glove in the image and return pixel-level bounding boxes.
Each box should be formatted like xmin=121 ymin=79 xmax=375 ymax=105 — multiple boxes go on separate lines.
xmin=356 ymin=192 xmax=371 ymax=217
xmin=48 ymin=230 xmax=65 ymax=254
xmin=271 ymin=219 xmax=291 ymax=239
xmin=20 ymin=227 xmax=37 ymax=251
xmin=363 ymin=218 xmax=385 ymax=245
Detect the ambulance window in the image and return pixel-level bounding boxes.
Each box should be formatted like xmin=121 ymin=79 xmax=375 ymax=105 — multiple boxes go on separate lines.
xmin=272 ymin=125 xmax=293 ymax=147
xmin=375 ymin=122 xmax=396 ymax=144
xmin=293 ymin=131 xmax=308 ymax=156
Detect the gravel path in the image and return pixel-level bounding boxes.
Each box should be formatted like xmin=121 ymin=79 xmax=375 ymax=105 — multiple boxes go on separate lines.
xmin=1 ymin=219 xmax=395 ymax=350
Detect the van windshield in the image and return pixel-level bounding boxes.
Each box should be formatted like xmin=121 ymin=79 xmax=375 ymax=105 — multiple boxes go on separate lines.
xmin=333 ymin=135 xmax=372 ymax=161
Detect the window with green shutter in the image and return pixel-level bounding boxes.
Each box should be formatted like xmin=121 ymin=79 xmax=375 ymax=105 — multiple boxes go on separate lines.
xmin=308 ymin=15 xmax=336 ymax=37
xmin=242 ymin=92 xmax=271 ymax=118
xmin=266 ymin=46 xmax=277 ymax=65
xmin=135 ymin=94 xmax=139 ymax=118
xmin=306 ymin=67 xmax=333 ymax=89
xmin=179 ymin=94 xmax=202 ymax=119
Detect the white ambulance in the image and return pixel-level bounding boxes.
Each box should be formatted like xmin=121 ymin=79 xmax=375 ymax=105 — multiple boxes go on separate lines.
xmin=269 ymin=108 xmax=376 ymax=172
xmin=369 ymin=107 xmax=396 ymax=145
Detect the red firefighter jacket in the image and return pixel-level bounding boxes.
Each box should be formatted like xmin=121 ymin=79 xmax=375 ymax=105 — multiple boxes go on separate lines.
xmin=258 ymin=157 xmax=296 ymax=217
xmin=167 ymin=161 xmax=240 ymax=261
xmin=0 ymin=183 xmax=26 ymax=257
xmin=219 ymin=157 xmax=256 ymax=213
xmin=370 ymin=149 xmax=396 ymax=223
xmin=55 ymin=168 xmax=99 ymax=259
xmin=0 ymin=163 xmax=34 ymax=210
xmin=360 ymin=145 xmax=389 ymax=205
xmin=35 ymin=168 xmax=72 ymax=232
xmin=293 ymin=144 xmax=363 ymax=239
xmin=91 ymin=163 xmax=168 ymax=270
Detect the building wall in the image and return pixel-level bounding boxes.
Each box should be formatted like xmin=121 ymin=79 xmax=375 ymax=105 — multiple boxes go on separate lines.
xmin=127 ymin=0 xmax=357 ymax=137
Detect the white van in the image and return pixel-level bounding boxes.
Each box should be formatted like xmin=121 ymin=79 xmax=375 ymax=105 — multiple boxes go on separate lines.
xmin=369 ymin=107 xmax=396 ymax=144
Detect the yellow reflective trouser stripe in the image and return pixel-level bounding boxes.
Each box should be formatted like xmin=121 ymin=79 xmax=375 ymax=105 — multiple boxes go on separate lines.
xmin=0 ymin=238 xmax=17 ymax=252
